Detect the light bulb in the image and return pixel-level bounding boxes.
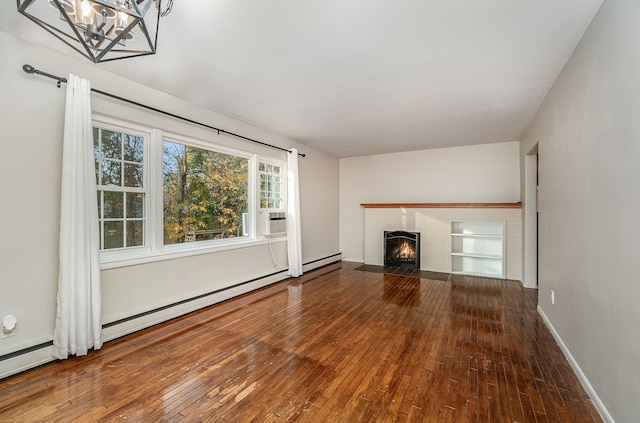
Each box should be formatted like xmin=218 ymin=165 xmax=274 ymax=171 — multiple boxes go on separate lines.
xmin=114 ymin=10 xmax=135 ymax=40
xmin=80 ymin=0 xmax=91 ymax=17
xmin=74 ymin=0 xmax=95 ymax=25
xmin=118 ymin=11 xmax=128 ymax=25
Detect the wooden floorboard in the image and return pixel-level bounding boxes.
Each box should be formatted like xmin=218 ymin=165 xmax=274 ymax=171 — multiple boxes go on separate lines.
xmin=0 ymin=262 xmax=602 ymax=422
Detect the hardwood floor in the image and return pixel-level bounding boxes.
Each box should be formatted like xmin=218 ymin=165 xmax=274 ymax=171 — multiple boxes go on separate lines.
xmin=0 ymin=262 xmax=602 ymax=422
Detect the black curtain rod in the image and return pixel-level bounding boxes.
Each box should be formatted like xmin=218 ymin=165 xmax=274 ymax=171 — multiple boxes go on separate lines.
xmin=22 ymin=64 xmax=305 ymax=157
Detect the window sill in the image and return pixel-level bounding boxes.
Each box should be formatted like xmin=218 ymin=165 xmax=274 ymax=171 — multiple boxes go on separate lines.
xmin=100 ymin=236 xmax=287 ymax=270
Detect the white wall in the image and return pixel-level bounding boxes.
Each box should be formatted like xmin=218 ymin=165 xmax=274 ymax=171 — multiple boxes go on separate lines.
xmin=520 ymin=1 xmax=640 ymax=421
xmin=340 ymin=141 xmax=521 ymax=263
xmin=0 ymin=31 xmax=340 ymax=375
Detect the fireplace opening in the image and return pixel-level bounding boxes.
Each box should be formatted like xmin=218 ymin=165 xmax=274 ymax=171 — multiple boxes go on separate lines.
xmin=384 ymin=230 xmax=421 ymax=270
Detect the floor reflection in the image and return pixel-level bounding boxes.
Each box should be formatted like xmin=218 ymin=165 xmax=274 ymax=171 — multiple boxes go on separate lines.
xmin=383 ymin=274 xmax=421 ymax=307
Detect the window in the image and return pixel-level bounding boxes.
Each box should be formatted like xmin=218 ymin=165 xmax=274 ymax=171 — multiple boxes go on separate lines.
xmin=258 ymin=161 xmax=285 ymax=210
xmin=92 ymin=116 xmax=284 ymax=266
xmin=163 ymin=139 xmax=249 ymax=245
xmin=93 ymin=126 xmax=147 ymax=250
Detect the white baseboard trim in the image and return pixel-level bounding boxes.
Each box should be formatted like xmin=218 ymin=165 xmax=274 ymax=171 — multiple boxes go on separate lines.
xmin=537 ymin=305 xmax=614 ymax=423
xmin=302 ymin=253 xmax=342 ymax=272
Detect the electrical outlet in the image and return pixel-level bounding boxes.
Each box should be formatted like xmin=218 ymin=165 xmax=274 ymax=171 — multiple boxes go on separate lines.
xmin=550 ymin=290 xmax=555 ymax=305
xmin=1 ymin=315 xmax=17 ymax=338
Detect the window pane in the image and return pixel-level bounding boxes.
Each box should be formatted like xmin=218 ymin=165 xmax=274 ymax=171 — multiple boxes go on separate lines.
xmin=126 ymin=221 xmax=144 ymax=247
xmin=123 ymin=163 xmax=143 ymax=187
xmin=94 ymin=128 xmax=100 ymax=184
xmin=123 ymin=134 xmax=144 ymax=163
xmin=97 ymin=191 xmax=103 ymax=218
xmin=127 ymin=193 xmax=144 ymax=218
xmin=103 ymin=221 xmax=124 ymax=249
xmin=259 ymin=162 xmax=285 ymax=210
xmin=95 ymin=159 xmax=101 ymax=185
xmin=101 ymin=129 xmax=122 ymax=160
xmin=103 ymin=191 xmax=124 ymax=218
xmin=102 ymin=160 xmax=122 ymax=186
xmin=163 ymin=140 xmax=249 ymax=245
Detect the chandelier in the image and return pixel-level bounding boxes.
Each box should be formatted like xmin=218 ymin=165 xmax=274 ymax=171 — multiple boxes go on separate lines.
xmin=17 ymin=0 xmax=172 ymax=63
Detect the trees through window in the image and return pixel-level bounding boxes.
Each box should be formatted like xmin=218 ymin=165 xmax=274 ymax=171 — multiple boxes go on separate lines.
xmin=163 ymin=140 xmax=249 ymax=244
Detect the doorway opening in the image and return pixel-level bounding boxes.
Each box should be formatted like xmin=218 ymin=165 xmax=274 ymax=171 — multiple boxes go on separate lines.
xmin=524 ymin=144 xmax=539 ymax=288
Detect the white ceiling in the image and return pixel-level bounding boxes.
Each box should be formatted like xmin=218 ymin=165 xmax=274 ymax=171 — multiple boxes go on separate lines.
xmin=2 ymin=0 xmax=603 ymax=157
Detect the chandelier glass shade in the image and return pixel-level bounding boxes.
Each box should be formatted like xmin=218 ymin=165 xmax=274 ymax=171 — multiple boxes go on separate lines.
xmin=17 ymin=0 xmax=162 ymax=63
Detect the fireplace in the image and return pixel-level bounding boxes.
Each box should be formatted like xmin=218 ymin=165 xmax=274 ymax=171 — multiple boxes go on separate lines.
xmin=384 ymin=230 xmax=421 ymax=270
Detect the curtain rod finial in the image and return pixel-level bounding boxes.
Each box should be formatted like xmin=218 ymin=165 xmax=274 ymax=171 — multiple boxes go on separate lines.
xmin=22 ymin=64 xmax=36 ymax=74
xmin=288 ymin=150 xmax=306 ymax=157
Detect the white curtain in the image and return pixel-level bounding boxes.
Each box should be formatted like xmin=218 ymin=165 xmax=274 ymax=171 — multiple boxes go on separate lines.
xmin=287 ymin=148 xmax=303 ymax=277
xmin=52 ymin=74 xmax=103 ymax=359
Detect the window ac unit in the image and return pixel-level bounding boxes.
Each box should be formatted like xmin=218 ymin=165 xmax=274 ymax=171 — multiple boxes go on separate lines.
xmin=262 ymin=212 xmax=287 ymax=235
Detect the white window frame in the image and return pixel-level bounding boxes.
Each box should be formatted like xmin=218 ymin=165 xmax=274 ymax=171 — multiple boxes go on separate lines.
xmin=258 ymin=158 xmax=287 ymax=212
xmin=257 ymin=157 xmax=287 ymax=238
xmin=93 ymin=117 xmax=153 ymax=264
xmin=92 ymin=115 xmax=282 ymax=269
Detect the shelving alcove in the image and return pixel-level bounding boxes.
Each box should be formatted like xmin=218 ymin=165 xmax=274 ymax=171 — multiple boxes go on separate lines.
xmin=450 ymin=220 xmax=505 ymax=278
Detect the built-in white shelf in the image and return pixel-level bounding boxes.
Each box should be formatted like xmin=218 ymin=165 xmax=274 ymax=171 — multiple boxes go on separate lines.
xmin=451 ymin=233 xmax=502 ymax=239
xmin=451 ymin=221 xmax=505 ymax=278
xmin=451 ymin=252 xmax=502 ymax=260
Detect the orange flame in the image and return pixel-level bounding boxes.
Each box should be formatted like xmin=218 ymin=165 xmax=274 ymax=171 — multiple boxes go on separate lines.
xmin=394 ymin=241 xmax=416 ymax=260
